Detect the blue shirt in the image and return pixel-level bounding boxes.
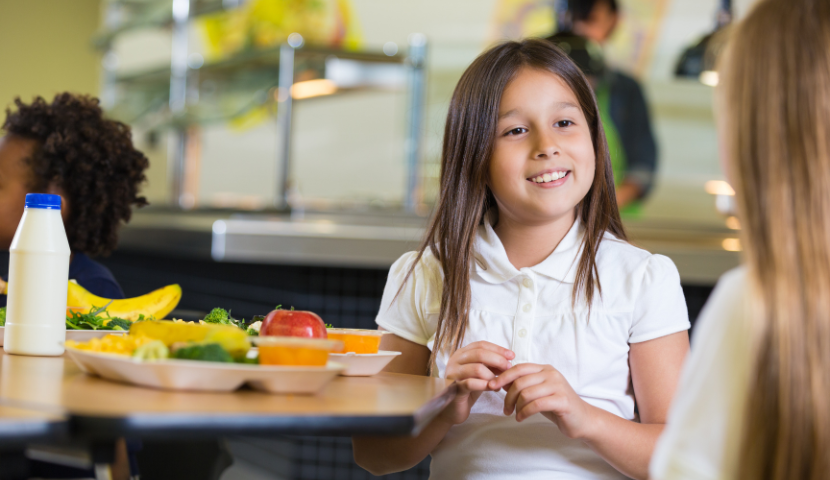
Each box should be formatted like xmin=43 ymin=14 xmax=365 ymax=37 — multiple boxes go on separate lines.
xmin=0 ymin=253 xmax=124 ymax=306
xmin=68 ymin=253 xmax=124 ymax=300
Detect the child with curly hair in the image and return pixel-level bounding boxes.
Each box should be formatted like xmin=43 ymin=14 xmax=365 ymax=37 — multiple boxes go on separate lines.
xmin=0 ymin=92 xmax=149 ymax=301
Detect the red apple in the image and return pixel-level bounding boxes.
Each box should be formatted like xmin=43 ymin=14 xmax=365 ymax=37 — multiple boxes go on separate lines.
xmin=260 ymin=308 xmax=328 ymax=339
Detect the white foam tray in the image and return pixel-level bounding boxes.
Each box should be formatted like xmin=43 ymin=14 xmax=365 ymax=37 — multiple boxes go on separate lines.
xmin=66 ymin=348 xmax=345 ymax=394
xmin=329 ymin=351 xmax=402 ymax=376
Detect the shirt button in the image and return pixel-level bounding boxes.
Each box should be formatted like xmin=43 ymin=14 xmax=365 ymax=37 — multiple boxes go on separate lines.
xmin=522 ymin=303 xmax=532 ymax=313
xmin=518 ymin=328 xmax=527 ymax=338
xmin=522 ymin=278 xmax=533 ymax=288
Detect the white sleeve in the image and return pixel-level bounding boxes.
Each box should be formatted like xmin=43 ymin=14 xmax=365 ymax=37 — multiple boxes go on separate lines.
xmin=649 ymin=268 xmax=750 ymax=480
xmin=375 ymin=251 xmax=439 ymax=346
xmin=629 ymin=254 xmax=691 ymax=343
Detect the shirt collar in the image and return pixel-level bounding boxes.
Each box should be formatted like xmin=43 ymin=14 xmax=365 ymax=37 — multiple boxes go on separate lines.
xmin=474 ymin=217 xmax=583 ymax=284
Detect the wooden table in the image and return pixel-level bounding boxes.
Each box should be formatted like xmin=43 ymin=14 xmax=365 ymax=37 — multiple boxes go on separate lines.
xmin=0 ymin=353 xmax=455 ymax=440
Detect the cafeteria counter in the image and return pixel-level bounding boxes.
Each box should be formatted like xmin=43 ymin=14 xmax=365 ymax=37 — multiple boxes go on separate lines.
xmin=118 ymin=207 xmax=740 ymax=285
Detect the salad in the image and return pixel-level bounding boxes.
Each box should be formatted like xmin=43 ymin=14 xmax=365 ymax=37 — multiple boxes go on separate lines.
xmin=198 ymin=307 xmax=262 ymax=336
xmin=0 ymin=305 xmax=141 ymax=331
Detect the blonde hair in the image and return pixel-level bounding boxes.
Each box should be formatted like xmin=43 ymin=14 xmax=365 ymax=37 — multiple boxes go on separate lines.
xmin=723 ymin=0 xmax=830 ymax=477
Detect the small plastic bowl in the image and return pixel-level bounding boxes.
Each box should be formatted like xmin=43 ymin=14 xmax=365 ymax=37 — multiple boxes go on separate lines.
xmin=252 ymin=337 xmax=344 ymax=366
xmin=325 ymin=329 xmax=387 ymax=354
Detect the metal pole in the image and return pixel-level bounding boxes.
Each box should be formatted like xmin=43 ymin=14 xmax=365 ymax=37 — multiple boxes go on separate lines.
xmin=169 ymin=0 xmax=190 ymax=208
xmin=99 ymin=3 xmax=121 ymax=111
xmin=404 ymin=34 xmax=427 ymax=213
xmin=276 ymin=43 xmax=296 ymax=209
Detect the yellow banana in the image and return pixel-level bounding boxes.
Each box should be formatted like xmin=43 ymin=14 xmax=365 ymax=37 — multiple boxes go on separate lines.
xmin=67 ymin=282 xmax=182 ymax=321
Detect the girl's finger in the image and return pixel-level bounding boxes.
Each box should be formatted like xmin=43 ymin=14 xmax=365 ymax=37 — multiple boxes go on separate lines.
xmin=503 ymin=373 xmax=547 ymax=415
xmin=488 ymin=367 xmax=505 ymax=377
xmin=455 ymin=349 xmax=513 ymax=372
xmin=450 ymin=363 xmax=498 ymax=383
xmin=457 ymin=377 xmax=491 ymax=394
xmin=516 ymin=395 xmax=568 ymax=422
xmin=514 ymin=382 xmax=560 ymax=415
xmin=462 ymin=341 xmax=516 ymax=360
xmin=488 ymin=363 xmax=543 ymax=390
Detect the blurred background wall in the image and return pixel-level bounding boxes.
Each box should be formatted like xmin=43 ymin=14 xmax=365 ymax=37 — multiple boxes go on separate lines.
xmin=0 ymin=0 xmax=755 ymax=224
xmin=0 ymin=0 xmax=102 ymax=110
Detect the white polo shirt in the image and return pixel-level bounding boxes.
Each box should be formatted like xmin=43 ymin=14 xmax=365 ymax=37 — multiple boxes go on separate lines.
xmin=376 ymin=219 xmax=690 ymax=479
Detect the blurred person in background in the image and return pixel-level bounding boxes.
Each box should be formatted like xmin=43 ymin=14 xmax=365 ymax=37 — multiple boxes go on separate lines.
xmin=548 ymin=0 xmax=657 ymax=212
xmin=0 ymin=94 xmax=148 ymax=303
xmin=650 ymin=0 xmax=830 ymax=478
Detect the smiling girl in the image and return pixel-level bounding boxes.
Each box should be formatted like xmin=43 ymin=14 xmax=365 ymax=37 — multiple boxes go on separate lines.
xmin=353 ymin=39 xmax=690 ymax=479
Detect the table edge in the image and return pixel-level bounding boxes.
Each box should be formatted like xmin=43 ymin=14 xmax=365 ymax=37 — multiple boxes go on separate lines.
xmin=411 ymin=381 xmax=456 ymax=436
xmin=68 ymin=413 xmax=417 ymax=439
xmin=67 ymin=378 xmax=456 ymax=439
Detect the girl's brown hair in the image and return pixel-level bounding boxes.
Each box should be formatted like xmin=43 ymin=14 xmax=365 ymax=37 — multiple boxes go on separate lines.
xmin=722 ymin=0 xmax=830 ymax=477
xmin=410 ymin=39 xmax=625 ymax=367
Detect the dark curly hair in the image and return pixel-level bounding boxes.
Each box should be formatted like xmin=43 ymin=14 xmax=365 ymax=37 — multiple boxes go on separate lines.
xmin=2 ymin=93 xmax=149 ymax=256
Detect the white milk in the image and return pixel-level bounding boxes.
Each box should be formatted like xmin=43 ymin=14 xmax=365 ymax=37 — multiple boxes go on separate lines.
xmin=4 ymin=194 xmax=70 ymax=356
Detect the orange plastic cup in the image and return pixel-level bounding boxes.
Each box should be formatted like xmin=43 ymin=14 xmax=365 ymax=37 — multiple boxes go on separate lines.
xmin=326 ymin=329 xmax=386 ymax=354
xmin=253 ymin=337 xmax=343 ymax=366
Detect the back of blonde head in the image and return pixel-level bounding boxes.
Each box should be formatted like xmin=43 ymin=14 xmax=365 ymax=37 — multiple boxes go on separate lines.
xmin=724 ymin=0 xmax=830 ymax=477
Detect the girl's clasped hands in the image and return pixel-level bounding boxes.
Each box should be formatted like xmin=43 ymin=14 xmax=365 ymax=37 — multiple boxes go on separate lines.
xmin=442 ymin=340 xmax=594 ymax=439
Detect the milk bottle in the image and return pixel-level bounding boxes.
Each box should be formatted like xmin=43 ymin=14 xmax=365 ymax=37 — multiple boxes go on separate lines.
xmin=4 ymin=194 xmax=70 ymax=356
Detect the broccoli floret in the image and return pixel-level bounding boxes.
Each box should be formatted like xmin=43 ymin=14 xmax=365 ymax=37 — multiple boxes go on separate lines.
xmin=203 ymin=308 xmax=232 ymax=325
xmin=132 ymin=340 xmax=169 ymax=361
xmin=246 ymin=320 xmax=262 ymax=336
xmin=203 ymin=307 xmax=252 ymax=332
xmin=0 ymin=307 xmax=6 ymax=327
xmin=171 ymin=343 xmax=233 ymax=363
xmin=105 ymin=318 xmax=132 ymax=331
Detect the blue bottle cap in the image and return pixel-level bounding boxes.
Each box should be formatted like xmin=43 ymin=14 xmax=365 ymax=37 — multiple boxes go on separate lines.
xmin=25 ymin=193 xmax=62 ymax=210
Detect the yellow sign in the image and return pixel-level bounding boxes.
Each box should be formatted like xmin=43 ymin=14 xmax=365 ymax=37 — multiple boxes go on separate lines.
xmin=198 ymin=0 xmax=363 ymax=61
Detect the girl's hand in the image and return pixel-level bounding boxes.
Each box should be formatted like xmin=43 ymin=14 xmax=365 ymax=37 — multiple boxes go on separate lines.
xmin=439 ymin=341 xmax=515 ymax=426
xmin=488 ymin=363 xmax=597 ymax=439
